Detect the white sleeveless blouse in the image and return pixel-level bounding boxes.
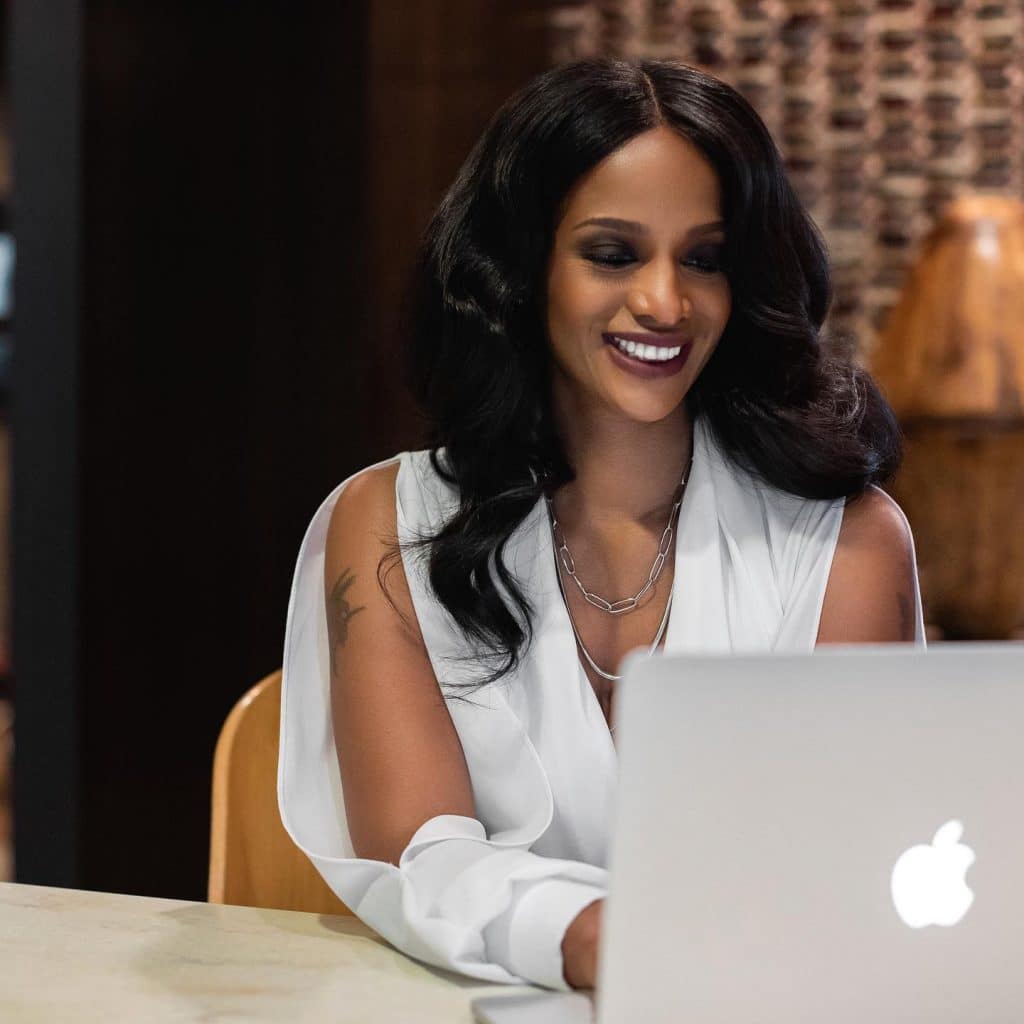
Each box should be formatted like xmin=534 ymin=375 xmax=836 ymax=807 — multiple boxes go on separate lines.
xmin=278 ymin=414 xmax=925 ymax=990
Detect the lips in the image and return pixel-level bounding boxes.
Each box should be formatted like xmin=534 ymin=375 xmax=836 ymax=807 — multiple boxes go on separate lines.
xmin=601 ymin=331 xmax=691 ymax=348
xmin=601 ymin=333 xmax=694 ymax=379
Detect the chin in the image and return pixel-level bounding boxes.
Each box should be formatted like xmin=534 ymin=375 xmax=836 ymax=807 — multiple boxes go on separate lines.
xmin=613 ymin=393 xmax=690 ymax=424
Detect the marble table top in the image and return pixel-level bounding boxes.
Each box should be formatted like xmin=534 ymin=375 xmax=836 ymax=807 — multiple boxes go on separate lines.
xmin=0 ymin=882 xmax=527 ymax=1022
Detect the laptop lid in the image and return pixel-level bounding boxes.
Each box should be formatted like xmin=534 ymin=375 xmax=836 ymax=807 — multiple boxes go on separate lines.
xmin=597 ymin=643 xmax=1024 ymax=1024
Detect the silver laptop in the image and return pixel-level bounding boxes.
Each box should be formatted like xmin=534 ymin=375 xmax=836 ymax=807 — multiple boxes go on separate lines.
xmin=473 ymin=643 xmax=1024 ymax=1023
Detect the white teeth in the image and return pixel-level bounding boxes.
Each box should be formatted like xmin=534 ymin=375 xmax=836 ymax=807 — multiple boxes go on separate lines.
xmin=612 ymin=337 xmax=682 ymax=362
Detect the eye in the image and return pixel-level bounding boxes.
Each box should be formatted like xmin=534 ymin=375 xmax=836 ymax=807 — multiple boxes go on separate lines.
xmin=583 ymin=243 xmax=727 ymax=274
xmin=584 ymin=246 xmax=634 ymax=268
xmin=684 ymin=245 xmax=727 ymax=275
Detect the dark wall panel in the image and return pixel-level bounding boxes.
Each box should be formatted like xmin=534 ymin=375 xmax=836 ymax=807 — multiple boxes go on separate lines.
xmin=15 ymin=1 xmax=552 ymax=900
xmin=77 ymin=5 xmax=373 ymax=897
xmin=365 ymin=1 xmax=553 ymax=454
xmin=11 ymin=0 xmax=83 ymax=888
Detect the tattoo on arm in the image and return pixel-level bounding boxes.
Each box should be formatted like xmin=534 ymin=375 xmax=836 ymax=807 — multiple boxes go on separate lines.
xmin=327 ymin=567 xmax=366 ymax=678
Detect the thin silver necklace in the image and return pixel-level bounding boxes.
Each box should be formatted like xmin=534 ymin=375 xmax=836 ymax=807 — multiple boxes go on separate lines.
xmin=544 ymin=455 xmax=692 ymax=682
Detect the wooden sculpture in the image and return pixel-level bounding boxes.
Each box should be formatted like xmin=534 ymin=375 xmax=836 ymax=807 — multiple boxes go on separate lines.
xmin=871 ymin=195 xmax=1024 ymax=639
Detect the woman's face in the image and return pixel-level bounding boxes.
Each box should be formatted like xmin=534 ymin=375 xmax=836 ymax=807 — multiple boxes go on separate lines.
xmin=545 ymin=125 xmax=731 ymax=425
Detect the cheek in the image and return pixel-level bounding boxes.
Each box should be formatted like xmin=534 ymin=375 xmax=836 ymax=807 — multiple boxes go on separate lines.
xmin=701 ymin=280 xmax=732 ymax=333
xmin=548 ymin=262 xmax=617 ymax=327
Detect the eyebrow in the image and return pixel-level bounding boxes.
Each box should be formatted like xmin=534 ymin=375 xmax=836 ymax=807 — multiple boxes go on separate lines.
xmin=571 ymin=216 xmax=725 ymax=236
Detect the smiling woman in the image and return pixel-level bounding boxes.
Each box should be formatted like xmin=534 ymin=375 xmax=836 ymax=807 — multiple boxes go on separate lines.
xmin=546 ymin=128 xmax=731 ymax=421
xmin=278 ymin=56 xmax=924 ymax=997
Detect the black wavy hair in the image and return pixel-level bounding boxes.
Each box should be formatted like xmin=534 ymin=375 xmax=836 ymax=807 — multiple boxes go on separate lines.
xmin=380 ymin=56 xmax=902 ymax=692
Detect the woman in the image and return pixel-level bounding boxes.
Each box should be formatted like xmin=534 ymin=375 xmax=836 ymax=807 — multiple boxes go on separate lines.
xmin=278 ymin=57 xmax=925 ymax=992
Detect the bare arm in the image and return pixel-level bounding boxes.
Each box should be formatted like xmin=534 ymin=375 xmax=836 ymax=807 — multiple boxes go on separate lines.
xmin=816 ymin=484 xmax=919 ymax=645
xmin=323 ymin=462 xmax=475 ymax=864
xmin=560 ymin=899 xmax=603 ymax=988
xmin=321 ymin=462 xmax=610 ymax=991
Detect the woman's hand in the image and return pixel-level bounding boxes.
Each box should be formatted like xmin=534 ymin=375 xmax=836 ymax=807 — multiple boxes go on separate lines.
xmin=561 ymin=899 xmax=604 ymax=989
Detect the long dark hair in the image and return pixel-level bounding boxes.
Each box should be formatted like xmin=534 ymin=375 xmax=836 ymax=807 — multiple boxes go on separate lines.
xmin=381 ymin=56 xmax=902 ymax=691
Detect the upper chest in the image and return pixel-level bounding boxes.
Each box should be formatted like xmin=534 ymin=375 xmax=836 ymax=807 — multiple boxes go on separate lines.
xmin=560 ymin=565 xmax=675 ymax=735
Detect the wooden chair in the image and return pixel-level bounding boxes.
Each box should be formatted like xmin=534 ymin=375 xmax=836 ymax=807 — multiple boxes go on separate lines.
xmin=208 ymin=669 xmax=351 ymax=915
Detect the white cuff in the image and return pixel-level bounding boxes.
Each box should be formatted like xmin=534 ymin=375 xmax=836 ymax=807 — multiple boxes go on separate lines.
xmin=505 ymin=878 xmax=606 ymax=991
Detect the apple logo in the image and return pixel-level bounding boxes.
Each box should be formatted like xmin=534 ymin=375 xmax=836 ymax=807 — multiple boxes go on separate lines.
xmin=890 ymin=819 xmax=975 ymax=929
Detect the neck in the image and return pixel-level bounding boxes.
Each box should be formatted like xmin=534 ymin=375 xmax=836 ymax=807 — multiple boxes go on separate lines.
xmin=548 ymin=384 xmax=694 ymax=536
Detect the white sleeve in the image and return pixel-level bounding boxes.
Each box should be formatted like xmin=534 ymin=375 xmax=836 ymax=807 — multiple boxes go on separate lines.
xmin=277 ymin=456 xmax=608 ymax=989
xmin=392 ymin=815 xmax=606 ymax=989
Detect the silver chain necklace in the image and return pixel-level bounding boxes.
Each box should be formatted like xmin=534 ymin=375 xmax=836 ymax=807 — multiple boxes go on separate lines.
xmin=544 ymin=455 xmax=692 ymax=682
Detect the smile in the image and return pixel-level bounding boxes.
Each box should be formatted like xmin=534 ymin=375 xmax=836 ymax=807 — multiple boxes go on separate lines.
xmin=607 ymin=335 xmax=681 ymax=362
xmin=601 ymin=333 xmax=694 ymax=379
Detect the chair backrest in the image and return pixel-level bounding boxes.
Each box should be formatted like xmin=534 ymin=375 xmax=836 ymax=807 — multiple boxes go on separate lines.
xmin=208 ymin=669 xmax=351 ymax=915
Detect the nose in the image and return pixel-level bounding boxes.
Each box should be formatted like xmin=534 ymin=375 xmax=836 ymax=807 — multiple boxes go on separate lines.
xmin=626 ymin=259 xmax=693 ymax=327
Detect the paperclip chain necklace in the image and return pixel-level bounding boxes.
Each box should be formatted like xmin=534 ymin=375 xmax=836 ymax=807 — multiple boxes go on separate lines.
xmin=544 ymin=454 xmax=692 ymax=682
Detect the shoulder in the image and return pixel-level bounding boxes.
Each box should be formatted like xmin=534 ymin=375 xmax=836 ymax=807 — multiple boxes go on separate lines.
xmin=326 ymin=459 xmax=402 ymax=545
xmin=332 ymin=459 xmax=401 ymax=516
xmin=323 ymin=460 xmax=416 ymax=594
xmin=832 ymin=486 xmax=917 ymax=597
xmin=837 ymin=484 xmax=913 ymax=553
xmin=817 ymin=485 xmax=919 ymax=643
xmin=323 ymin=457 xmax=425 ymax=648
xmin=318 ymin=446 xmax=452 ymax=551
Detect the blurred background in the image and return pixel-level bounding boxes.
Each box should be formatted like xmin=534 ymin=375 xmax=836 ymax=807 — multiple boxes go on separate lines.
xmin=2 ymin=2 xmax=1023 ymax=901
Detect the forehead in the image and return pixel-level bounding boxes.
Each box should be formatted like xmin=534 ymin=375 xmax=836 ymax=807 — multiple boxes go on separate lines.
xmin=558 ymin=126 xmax=723 ymax=229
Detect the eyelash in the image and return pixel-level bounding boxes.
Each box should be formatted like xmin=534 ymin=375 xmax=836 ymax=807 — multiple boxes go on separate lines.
xmin=584 ymin=246 xmax=727 ymax=275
